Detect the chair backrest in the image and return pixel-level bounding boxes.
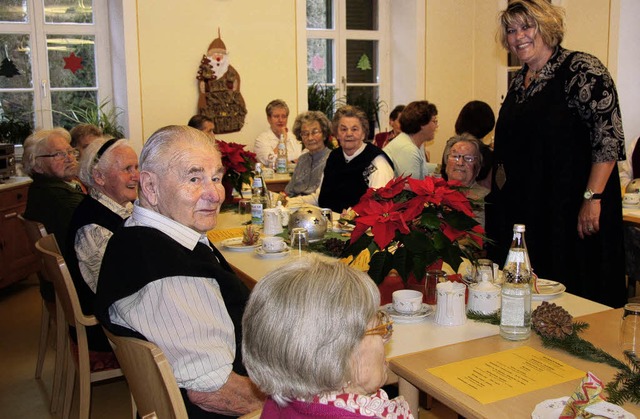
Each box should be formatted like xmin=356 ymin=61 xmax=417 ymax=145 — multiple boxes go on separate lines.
xmin=35 ymin=234 xmax=96 ymax=330
xmin=102 ymin=328 xmax=188 ymax=419
xmin=18 ymin=214 xmax=56 ymax=282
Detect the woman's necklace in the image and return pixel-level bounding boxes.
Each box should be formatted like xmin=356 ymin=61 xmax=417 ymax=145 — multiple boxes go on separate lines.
xmin=526 ymin=67 xmax=542 ymax=84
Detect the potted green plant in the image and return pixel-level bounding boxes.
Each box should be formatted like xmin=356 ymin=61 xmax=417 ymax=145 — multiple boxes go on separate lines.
xmin=0 ymin=115 xmax=32 ymax=145
xmin=54 ymin=98 xmax=125 ymax=139
xmin=307 ymin=83 xmax=340 ymax=120
xmin=346 ymin=90 xmax=386 ymax=140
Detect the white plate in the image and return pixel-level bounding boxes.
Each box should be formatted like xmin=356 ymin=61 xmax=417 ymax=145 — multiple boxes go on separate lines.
xmin=532 ymin=278 xmax=566 ymax=300
xmin=255 ymin=246 xmax=290 ymax=258
xmin=221 ymin=237 xmax=261 ymax=252
xmin=532 ymin=396 xmax=637 ymax=419
xmin=382 ymin=303 xmax=433 ymax=323
xmin=623 ymin=203 xmax=640 ymax=209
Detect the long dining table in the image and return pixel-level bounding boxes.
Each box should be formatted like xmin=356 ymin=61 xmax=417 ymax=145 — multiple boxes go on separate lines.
xmin=210 ymin=211 xmax=614 ymax=415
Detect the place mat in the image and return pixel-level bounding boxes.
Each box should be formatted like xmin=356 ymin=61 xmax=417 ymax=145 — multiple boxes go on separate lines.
xmin=207 ymin=228 xmax=245 ymax=243
xmin=427 ymin=346 xmax=585 ymax=404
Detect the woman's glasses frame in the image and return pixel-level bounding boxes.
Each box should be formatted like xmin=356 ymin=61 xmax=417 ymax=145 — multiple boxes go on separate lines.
xmin=364 ymin=310 xmax=393 ymax=342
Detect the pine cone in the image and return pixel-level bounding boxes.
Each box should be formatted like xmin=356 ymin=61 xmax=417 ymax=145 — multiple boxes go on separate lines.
xmin=531 ymin=301 xmax=574 ymax=339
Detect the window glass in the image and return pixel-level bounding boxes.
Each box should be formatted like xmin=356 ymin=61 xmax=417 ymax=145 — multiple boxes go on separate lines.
xmin=307 ymin=38 xmax=334 ymax=85
xmin=0 ymin=34 xmax=32 ymax=89
xmin=51 ymin=90 xmax=96 ymax=128
xmin=47 ymin=35 xmax=96 ymax=88
xmin=43 ymin=0 xmax=93 ymax=24
xmin=0 ymin=92 xmax=33 ymax=125
xmin=307 ymin=0 xmax=332 ymax=29
xmin=0 ymin=0 xmax=28 ymax=23
xmin=346 ymin=40 xmax=377 ymax=84
xmin=346 ymin=0 xmax=377 ymax=30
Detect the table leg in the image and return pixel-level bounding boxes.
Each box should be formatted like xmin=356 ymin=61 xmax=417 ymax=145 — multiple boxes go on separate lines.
xmin=398 ymin=377 xmax=419 ymax=417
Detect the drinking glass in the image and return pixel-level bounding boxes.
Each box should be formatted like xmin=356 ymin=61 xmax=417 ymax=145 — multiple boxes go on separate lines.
xmin=619 ymin=303 xmax=640 ymax=354
xmin=238 ymin=199 xmax=252 ymax=223
xmin=425 ymin=270 xmax=447 ymax=305
xmin=290 ymin=227 xmax=309 ymax=256
xmin=476 ymin=258 xmax=494 ymax=283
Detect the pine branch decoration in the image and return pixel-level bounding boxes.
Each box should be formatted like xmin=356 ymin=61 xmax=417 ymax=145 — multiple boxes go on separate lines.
xmin=605 ymin=351 xmax=640 ymax=405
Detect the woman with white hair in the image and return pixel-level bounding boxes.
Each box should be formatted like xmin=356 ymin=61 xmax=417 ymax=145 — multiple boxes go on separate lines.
xmin=66 ymin=137 xmax=139 ymax=365
xmin=242 ymin=257 xmax=413 ymax=418
xmin=443 ymin=133 xmax=488 ymax=228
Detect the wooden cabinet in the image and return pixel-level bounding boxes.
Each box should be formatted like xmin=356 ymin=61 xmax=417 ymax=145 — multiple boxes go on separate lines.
xmin=0 ymin=180 xmax=39 ymax=289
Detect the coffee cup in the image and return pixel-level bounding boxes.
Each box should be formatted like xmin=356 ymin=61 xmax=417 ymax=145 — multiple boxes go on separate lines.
xmin=623 ymin=192 xmax=640 ymax=207
xmin=392 ymin=289 xmax=423 ymax=315
xmin=261 ymin=236 xmax=287 ymax=253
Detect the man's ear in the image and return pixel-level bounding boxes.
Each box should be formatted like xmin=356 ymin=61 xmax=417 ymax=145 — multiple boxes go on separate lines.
xmin=139 ymin=171 xmax=159 ymax=207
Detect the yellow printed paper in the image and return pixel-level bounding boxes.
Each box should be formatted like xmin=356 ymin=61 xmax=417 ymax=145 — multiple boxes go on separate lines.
xmin=340 ymin=249 xmax=371 ymax=271
xmin=207 ymin=228 xmax=245 ymax=243
xmin=427 ymin=346 xmax=585 ymax=404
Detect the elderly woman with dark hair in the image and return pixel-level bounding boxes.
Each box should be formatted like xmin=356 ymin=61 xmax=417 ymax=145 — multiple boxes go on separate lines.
xmin=242 ymin=257 xmax=413 ymax=418
xmin=444 ymin=133 xmax=488 ymax=228
xmin=287 ymin=105 xmax=394 ymax=213
xmin=285 ymin=111 xmax=333 ymax=197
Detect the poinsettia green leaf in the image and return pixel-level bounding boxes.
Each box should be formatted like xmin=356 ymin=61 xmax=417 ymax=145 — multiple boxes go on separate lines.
xmin=442 ymin=210 xmax=479 ymax=231
xmin=419 ymin=210 xmax=440 ymax=229
xmin=392 ymin=246 xmax=408 ymax=280
xmin=432 ymin=230 xmax=452 ymax=251
xmin=342 ymin=233 xmax=372 ymax=257
xmin=367 ymin=251 xmax=395 ymax=284
xmin=441 ymin=244 xmax=463 ymax=272
xmin=402 ymin=230 xmax=431 ymax=253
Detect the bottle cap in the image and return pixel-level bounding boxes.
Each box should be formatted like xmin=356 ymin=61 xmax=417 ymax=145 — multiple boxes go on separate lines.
xmin=513 ymin=224 xmax=526 ymax=232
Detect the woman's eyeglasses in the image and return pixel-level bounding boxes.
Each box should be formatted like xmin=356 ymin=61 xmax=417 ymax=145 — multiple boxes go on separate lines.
xmin=447 ymin=153 xmax=477 ymax=163
xmin=36 ymin=149 xmax=80 ymax=161
xmin=364 ymin=310 xmax=393 ymax=342
xmin=300 ymin=129 xmax=322 ymax=139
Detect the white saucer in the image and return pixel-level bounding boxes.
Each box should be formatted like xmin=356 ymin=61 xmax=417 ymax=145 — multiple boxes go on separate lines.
xmin=623 ymin=203 xmax=640 ymax=209
xmin=221 ymin=237 xmax=261 ymax=252
xmin=255 ymin=246 xmax=290 ymax=258
xmin=532 ymin=397 xmax=636 ymax=419
xmin=382 ymin=303 xmax=433 ymax=323
xmin=532 ymin=278 xmax=566 ymax=301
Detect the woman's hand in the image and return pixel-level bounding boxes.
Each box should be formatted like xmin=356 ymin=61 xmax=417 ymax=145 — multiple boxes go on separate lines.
xmin=578 ymin=199 xmax=601 ymax=238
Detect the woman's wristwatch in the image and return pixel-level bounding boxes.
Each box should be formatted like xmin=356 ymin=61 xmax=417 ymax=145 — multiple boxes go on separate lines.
xmin=583 ymin=188 xmax=603 ymax=200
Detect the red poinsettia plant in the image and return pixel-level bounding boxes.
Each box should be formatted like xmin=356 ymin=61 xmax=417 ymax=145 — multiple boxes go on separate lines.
xmin=342 ymin=175 xmax=485 ymax=284
xmin=216 ymin=139 xmax=257 ymax=196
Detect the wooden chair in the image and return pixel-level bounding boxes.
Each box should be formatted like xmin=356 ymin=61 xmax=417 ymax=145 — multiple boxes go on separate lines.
xmin=35 ymin=234 xmax=126 ymax=419
xmin=102 ymin=328 xmax=189 ymax=419
xmin=18 ymin=214 xmax=66 ymax=413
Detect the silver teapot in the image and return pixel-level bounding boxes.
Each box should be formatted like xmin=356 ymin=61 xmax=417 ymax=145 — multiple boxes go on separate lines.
xmin=288 ymin=206 xmax=327 ymax=240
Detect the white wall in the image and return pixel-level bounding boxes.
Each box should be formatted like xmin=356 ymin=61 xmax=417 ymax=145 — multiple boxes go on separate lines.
xmin=617 ymin=0 xmax=640 ymax=150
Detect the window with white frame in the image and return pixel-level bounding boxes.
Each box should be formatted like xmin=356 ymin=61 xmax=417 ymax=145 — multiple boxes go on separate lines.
xmin=0 ymin=0 xmax=112 ymax=143
xmin=305 ymin=0 xmax=389 ymax=137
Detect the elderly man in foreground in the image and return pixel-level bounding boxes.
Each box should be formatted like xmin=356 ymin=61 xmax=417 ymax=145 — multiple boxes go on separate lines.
xmin=95 ymin=126 xmax=263 ymax=418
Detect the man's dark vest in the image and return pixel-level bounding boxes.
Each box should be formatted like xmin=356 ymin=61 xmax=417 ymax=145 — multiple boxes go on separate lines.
xmin=66 ymin=195 xmax=125 ymax=352
xmin=318 ymin=144 xmax=393 ymax=212
xmin=95 ymin=226 xmax=250 ymax=419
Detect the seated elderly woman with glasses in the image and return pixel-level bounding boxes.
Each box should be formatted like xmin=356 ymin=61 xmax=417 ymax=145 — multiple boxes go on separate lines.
xmin=444 ymin=133 xmax=489 ymax=228
xmin=284 ymin=111 xmax=333 ymax=197
xmin=242 ymin=257 xmax=413 ymax=419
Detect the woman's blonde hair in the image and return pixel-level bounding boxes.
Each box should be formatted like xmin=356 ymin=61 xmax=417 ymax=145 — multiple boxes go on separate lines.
xmin=498 ymin=0 xmax=565 ymax=50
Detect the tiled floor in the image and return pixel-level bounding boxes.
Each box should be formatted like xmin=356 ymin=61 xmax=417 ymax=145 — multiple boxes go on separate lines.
xmin=0 ymin=276 xmax=461 ymax=418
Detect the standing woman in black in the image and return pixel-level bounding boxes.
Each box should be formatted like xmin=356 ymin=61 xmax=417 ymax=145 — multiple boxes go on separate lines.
xmin=485 ymin=0 xmax=627 ymax=307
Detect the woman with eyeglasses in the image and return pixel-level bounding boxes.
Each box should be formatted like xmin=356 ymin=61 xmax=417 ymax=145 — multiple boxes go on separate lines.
xmin=287 ymin=105 xmax=394 ymax=213
xmin=486 ymin=0 xmax=626 ymax=308
xmin=242 ymin=257 xmax=413 ymax=419
xmin=444 ymin=134 xmax=489 ymax=228
xmin=284 ymin=111 xmax=333 ymax=197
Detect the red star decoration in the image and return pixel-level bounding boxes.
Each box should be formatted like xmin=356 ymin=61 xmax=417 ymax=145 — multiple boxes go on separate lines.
xmin=63 ymin=52 xmax=83 ymax=74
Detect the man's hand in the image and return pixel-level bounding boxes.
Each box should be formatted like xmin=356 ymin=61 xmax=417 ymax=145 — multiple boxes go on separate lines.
xmin=187 ymin=372 xmax=265 ymax=416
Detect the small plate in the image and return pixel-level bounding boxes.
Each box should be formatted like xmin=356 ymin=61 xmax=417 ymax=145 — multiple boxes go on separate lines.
xmin=532 ymin=396 xmax=637 ymax=419
xmin=623 ymin=203 xmax=640 ymax=209
xmin=382 ymin=303 xmax=433 ymax=323
xmin=255 ymin=246 xmax=290 ymax=258
xmin=532 ymin=278 xmax=566 ymax=300
xmin=221 ymin=237 xmax=261 ymax=251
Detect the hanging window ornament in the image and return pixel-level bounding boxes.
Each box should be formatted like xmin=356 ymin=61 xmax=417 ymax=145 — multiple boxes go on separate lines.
xmin=63 ymin=52 xmax=83 ymax=74
xmin=356 ymin=53 xmax=372 ymax=71
xmin=0 ymin=44 xmax=20 ymax=78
